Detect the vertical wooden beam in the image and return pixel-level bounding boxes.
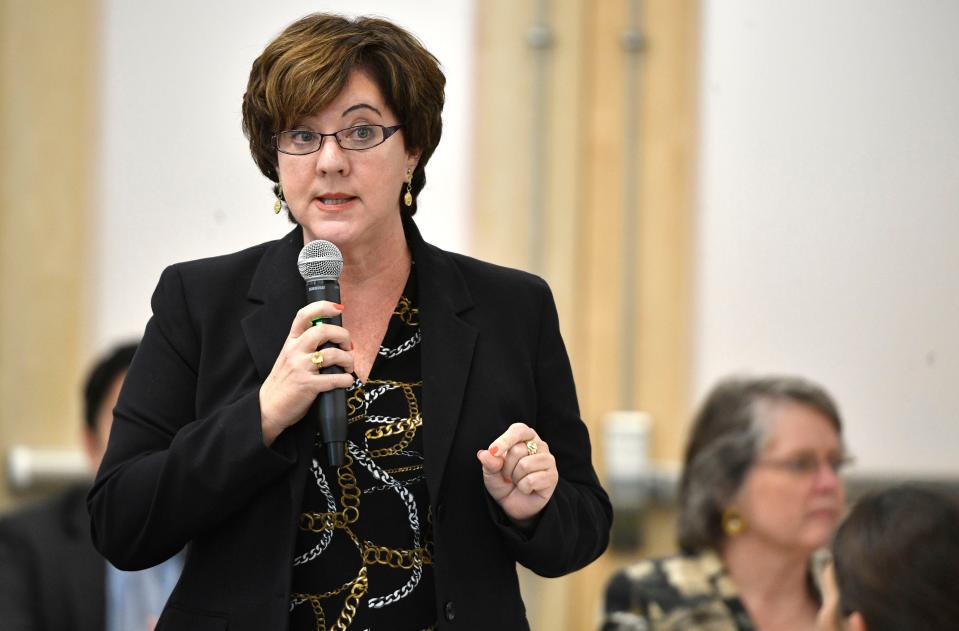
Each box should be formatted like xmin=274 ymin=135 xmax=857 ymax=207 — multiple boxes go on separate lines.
xmin=471 ymin=0 xmax=536 ymax=272
xmin=0 ymin=0 xmax=99 ymax=509
xmin=634 ymin=0 xmax=698 ymax=464
xmin=581 ymin=2 xmax=700 ymax=626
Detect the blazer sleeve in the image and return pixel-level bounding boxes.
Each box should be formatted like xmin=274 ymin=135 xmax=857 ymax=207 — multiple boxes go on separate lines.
xmin=487 ymin=279 xmax=613 ymax=577
xmin=88 ymin=265 xmax=295 ymax=570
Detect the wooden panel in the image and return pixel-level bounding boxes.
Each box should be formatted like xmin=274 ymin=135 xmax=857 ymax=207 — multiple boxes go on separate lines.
xmin=634 ymin=0 xmax=698 ymax=463
xmin=0 ymin=0 xmax=99 ymax=509
xmin=574 ymin=2 xmax=700 ymax=628
xmin=473 ymin=0 xmax=699 ymax=628
xmin=470 ymin=0 xmax=536 ymax=272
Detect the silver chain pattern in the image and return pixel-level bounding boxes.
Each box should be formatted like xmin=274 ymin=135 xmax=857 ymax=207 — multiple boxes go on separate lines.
xmin=378 ymin=330 xmax=422 ymax=358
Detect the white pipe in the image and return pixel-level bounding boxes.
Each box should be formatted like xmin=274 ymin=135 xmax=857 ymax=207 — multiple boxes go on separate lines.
xmin=6 ymin=446 xmax=91 ymax=491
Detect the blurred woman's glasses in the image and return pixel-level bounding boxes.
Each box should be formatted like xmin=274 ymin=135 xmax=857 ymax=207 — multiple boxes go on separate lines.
xmin=754 ymin=453 xmax=854 ymax=477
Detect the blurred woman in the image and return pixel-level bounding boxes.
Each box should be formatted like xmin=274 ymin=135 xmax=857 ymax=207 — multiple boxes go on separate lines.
xmin=602 ymin=376 xmax=848 ymax=631
xmin=88 ymin=13 xmax=610 ymax=631
xmin=817 ymin=485 xmax=959 ymax=631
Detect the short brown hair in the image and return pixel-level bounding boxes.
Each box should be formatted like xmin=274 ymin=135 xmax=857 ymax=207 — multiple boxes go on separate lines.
xmin=677 ymin=375 xmax=843 ymax=552
xmin=242 ymin=13 xmax=446 ymax=217
xmin=832 ymin=486 xmax=959 ymax=631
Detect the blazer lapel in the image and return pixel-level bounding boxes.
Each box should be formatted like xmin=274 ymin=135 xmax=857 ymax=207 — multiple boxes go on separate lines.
xmin=240 ymin=226 xmax=316 ymax=467
xmin=241 ymin=227 xmax=303 ymax=380
xmin=407 ymin=219 xmax=478 ymax=504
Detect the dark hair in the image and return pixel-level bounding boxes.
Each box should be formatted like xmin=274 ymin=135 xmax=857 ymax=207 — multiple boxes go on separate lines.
xmin=83 ymin=342 xmax=138 ymax=432
xmin=677 ymin=375 xmax=843 ymax=552
xmin=832 ymin=486 xmax=959 ymax=631
xmin=242 ymin=13 xmax=446 ymax=218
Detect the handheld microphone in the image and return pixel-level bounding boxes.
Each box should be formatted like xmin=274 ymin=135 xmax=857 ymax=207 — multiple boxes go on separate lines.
xmin=297 ymin=240 xmax=347 ymax=466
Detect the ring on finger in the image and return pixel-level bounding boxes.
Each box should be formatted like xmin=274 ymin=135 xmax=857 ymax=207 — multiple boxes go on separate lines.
xmin=526 ymin=440 xmax=538 ymax=456
xmin=310 ymin=350 xmax=324 ymax=368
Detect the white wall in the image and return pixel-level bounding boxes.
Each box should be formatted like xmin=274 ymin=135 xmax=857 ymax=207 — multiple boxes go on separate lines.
xmin=96 ymin=2 xmax=959 ymax=475
xmin=94 ymin=0 xmax=474 ymax=350
xmin=694 ymin=1 xmax=959 ymax=474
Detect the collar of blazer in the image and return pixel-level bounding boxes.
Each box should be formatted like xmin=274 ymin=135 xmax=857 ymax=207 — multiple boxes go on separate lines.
xmin=240 ymin=216 xmax=477 ymax=506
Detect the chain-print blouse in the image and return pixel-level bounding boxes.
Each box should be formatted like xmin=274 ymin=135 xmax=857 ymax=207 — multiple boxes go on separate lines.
xmin=289 ymin=265 xmax=435 ymax=631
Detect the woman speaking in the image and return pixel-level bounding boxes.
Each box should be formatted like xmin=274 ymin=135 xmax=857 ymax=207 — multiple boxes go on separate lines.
xmin=88 ymin=12 xmax=611 ymax=631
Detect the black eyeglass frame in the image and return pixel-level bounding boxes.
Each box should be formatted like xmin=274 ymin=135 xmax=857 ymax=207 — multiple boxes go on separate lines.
xmin=272 ymin=124 xmax=404 ymax=154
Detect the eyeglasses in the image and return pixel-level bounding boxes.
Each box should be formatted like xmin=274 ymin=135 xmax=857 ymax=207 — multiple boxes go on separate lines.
xmin=754 ymin=453 xmax=855 ymax=477
xmin=272 ymin=124 xmax=403 ymax=154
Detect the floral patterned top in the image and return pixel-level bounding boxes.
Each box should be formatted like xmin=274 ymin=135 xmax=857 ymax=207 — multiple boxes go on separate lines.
xmin=601 ymin=551 xmax=754 ymax=631
xmin=602 ymin=549 xmax=826 ymax=631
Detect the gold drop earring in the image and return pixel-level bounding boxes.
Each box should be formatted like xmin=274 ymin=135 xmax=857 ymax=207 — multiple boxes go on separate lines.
xmin=273 ymin=182 xmax=288 ymax=214
xmin=403 ymin=168 xmax=414 ymax=207
xmin=721 ymin=507 xmax=747 ymax=536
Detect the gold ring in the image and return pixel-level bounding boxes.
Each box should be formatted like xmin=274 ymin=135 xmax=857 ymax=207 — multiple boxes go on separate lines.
xmin=526 ymin=440 xmax=538 ymax=456
xmin=310 ymin=350 xmax=324 ymax=367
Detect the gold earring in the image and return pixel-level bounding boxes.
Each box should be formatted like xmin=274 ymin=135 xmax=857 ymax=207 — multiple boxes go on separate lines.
xmin=273 ymin=182 xmax=288 ymax=214
xmin=721 ymin=507 xmax=746 ymax=536
xmin=403 ymin=168 xmax=414 ymax=207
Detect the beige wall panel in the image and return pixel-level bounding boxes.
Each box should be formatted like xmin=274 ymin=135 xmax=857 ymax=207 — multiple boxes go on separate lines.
xmin=541 ymin=1 xmax=588 ymax=358
xmin=633 ymin=0 xmax=698 ymax=460
xmin=574 ymin=3 xmax=631 ymax=626
xmin=471 ymin=0 xmax=536 ymax=273
xmin=0 ymin=0 xmax=99 ymax=510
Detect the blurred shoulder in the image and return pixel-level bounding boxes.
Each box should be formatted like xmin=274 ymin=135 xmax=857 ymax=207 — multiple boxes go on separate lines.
xmin=0 ymin=486 xmax=84 ymax=544
xmin=605 ymin=551 xmax=744 ymax=629
xmin=0 ymin=500 xmax=48 ymax=540
xmin=616 ymin=550 xmax=733 ymax=597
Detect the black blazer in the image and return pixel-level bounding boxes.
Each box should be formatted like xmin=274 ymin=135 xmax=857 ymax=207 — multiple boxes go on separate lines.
xmin=0 ymin=485 xmax=106 ymax=631
xmin=89 ymin=219 xmax=611 ymax=631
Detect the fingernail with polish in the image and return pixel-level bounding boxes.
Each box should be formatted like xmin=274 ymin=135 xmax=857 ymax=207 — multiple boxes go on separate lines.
xmin=489 ymin=445 xmax=499 ymax=456
xmin=334 ymin=303 xmax=344 ymax=311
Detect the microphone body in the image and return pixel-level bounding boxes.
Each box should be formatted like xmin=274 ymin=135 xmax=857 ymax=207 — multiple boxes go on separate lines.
xmin=306 ymin=278 xmax=347 ymax=466
xmin=298 ymin=241 xmax=347 ymax=467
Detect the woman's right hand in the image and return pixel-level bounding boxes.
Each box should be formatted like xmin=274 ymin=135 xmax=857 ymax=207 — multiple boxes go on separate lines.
xmin=259 ymin=301 xmax=354 ymax=446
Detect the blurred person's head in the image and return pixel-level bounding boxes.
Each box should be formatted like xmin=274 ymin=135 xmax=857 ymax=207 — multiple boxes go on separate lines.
xmin=817 ymin=486 xmax=959 ymax=631
xmin=678 ymin=375 xmax=847 ymax=556
xmin=242 ymin=12 xmax=446 ymax=224
xmin=82 ymin=342 xmax=138 ymax=471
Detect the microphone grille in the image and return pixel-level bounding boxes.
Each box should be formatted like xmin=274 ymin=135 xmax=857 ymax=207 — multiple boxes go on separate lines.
xmin=298 ymin=240 xmax=343 ymax=280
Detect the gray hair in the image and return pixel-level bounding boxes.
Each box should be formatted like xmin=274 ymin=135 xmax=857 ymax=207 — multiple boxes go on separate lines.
xmin=677 ymin=375 xmax=843 ymax=553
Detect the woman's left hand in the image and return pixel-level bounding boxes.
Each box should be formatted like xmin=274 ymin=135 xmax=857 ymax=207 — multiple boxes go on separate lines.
xmin=477 ymin=422 xmax=559 ymax=527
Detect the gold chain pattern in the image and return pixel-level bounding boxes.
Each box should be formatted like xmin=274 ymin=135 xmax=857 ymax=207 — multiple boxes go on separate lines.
xmin=346 ymin=384 xmax=365 ymax=418
xmin=368 ymin=428 xmax=417 ymax=458
xmin=332 ymin=567 xmax=369 ymax=631
xmin=383 ymin=463 xmax=424 ymax=475
xmin=364 ymin=413 xmax=422 ymax=440
xmin=394 ymin=296 xmax=419 ymax=325
xmin=361 ymin=540 xmax=433 ymax=569
xmin=291 ymin=566 xmax=369 ymax=631
xmin=299 ymin=454 xmax=361 ymax=532
xmin=360 ymin=381 xmax=423 ymax=458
